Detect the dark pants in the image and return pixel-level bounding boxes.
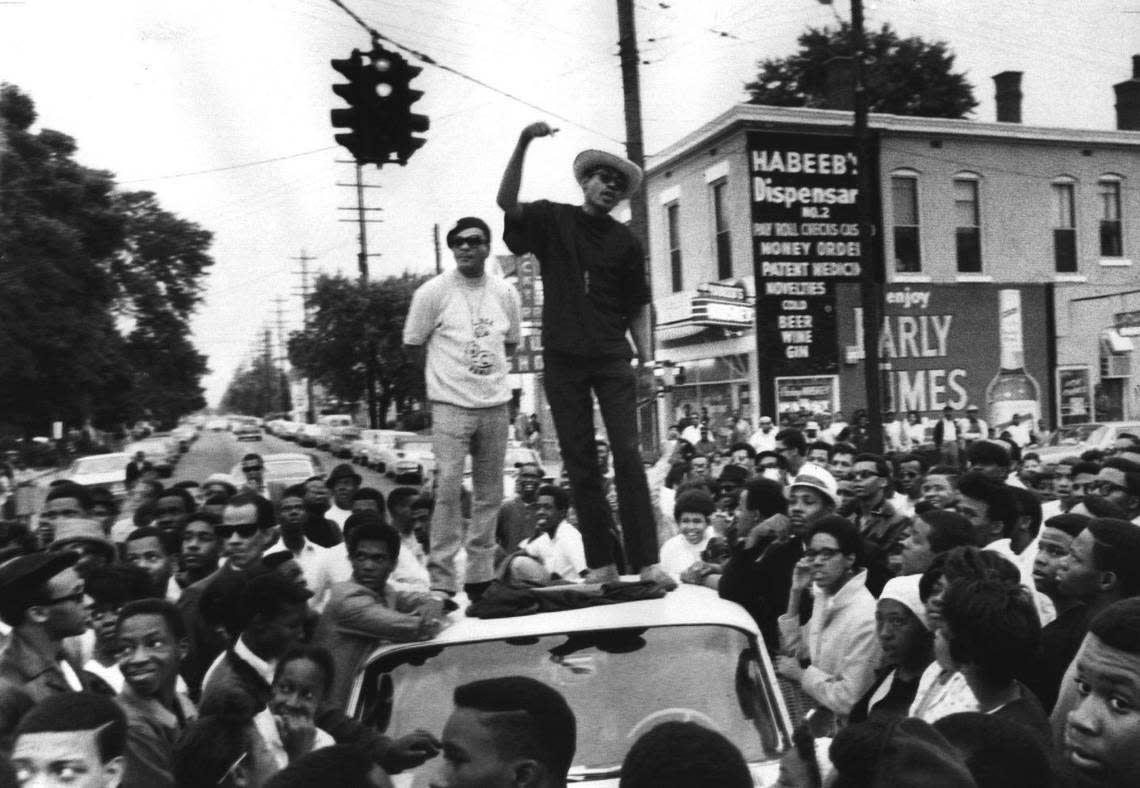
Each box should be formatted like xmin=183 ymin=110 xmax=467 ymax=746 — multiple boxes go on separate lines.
xmin=543 ymin=351 xmax=658 ymax=571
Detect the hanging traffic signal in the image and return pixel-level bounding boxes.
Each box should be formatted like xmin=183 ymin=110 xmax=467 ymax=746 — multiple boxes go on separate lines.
xmin=384 ymin=55 xmax=430 ymax=165
xmin=330 ymin=49 xmax=393 ymax=166
xmin=329 ymin=43 xmax=429 ymax=167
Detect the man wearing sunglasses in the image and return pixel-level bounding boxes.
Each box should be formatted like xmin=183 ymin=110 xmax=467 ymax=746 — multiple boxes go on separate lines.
xmin=1089 ymin=458 xmax=1140 ymax=524
xmin=178 ymin=493 xmax=276 ymax=698
xmin=847 ymin=453 xmax=912 ymax=596
xmin=0 ymin=552 xmax=100 ymax=740
xmin=404 ymin=216 xmax=521 ymax=603
xmin=498 ymin=122 xmax=669 ymax=588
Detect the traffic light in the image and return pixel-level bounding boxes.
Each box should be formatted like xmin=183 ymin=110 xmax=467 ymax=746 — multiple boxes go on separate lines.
xmin=330 ymin=49 xmax=393 ymax=166
xmin=329 ymin=43 xmax=429 ymax=168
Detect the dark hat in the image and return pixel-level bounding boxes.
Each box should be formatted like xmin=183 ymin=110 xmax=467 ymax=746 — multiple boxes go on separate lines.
xmin=445 ymin=217 xmax=492 ymax=247
xmin=49 ymin=519 xmax=117 ymax=564
xmin=0 ymin=551 xmax=78 ymax=597
xmin=327 ymin=463 xmax=362 ymax=486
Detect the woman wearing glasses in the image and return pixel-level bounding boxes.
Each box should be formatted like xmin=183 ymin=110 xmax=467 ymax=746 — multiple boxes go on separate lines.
xmin=775 ymin=515 xmax=880 ymax=728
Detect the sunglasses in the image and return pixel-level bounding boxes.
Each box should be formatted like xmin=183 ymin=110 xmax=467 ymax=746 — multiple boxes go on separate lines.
xmin=450 ymin=235 xmax=487 ymax=249
xmin=241 ymin=466 xmax=263 ymax=473
xmin=215 ymin=523 xmax=260 ymax=540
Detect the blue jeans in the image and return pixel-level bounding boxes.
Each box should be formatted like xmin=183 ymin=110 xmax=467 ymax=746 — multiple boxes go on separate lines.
xmin=543 ymin=351 xmax=658 ymax=571
xmin=428 ymin=401 xmax=509 ymax=593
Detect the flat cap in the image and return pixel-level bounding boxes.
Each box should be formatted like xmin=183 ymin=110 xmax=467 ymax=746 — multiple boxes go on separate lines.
xmin=0 ymin=551 xmax=78 ymax=596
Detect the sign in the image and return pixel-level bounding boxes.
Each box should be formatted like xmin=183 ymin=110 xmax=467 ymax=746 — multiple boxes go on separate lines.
xmin=1057 ymin=366 xmax=1093 ymax=426
xmin=834 ymin=283 xmax=1052 ymax=423
xmin=510 ymin=334 xmax=544 ymax=374
xmin=775 ymin=375 xmax=840 ymax=422
xmin=516 ymin=256 xmax=543 ymax=323
xmin=749 ymin=130 xmax=876 ymax=415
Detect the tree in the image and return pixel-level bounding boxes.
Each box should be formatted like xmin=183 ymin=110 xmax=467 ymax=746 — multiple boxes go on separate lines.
xmin=746 ymin=22 xmax=978 ymax=119
xmin=0 ymin=84 xmax=215 ymax=437
xmin=219 ymin=354 xmax=290 ymax=418
xmin=287 ymin=272 xmax=429 ymax=427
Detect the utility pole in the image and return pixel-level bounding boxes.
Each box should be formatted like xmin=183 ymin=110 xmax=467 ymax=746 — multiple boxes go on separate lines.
xmin=273 ymin=296 xmax=289 ymax=415
xmin=263 ymin=328 xmax=274 ymax=416
xmin=433 ymin=223 xmax=442 ymax=274
xmin=291 ymin=249 xmax=317 ymax=423
xmin=850 ymin=0 xmax=884 ymax=453
xmin=338 ymin=163 xmax=384 ymax=428
xmin=616 ymin=0 xmax=658 ymax=453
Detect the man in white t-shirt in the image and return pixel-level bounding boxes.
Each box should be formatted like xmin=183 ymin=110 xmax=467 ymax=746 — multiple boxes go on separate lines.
xmin=517 ymin=484 xmax=586 ymax=582
xmin=403 ymin=217 xmax=521 ymax=602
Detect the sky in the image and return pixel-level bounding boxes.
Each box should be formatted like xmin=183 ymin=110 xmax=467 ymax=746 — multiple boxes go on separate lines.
xmin=1 ymin=0 xmax=1137 ymax=406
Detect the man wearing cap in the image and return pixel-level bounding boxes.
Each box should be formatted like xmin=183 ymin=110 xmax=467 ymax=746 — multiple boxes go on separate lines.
xmin=326 ymin=462 xmax=363 ymax=531
xmin=404 ymin=216 xmax=521 ymax=601
xmin=499 ymin=124 xmax=666 ymax=586
xmin=719 ymin=464 xmax=839 ymax=652
xmin=749 ymin=416 xmax=777 ymax=453
xmin=958 ymin=404 xmax=988 ymax=447
xmin=48 ymin=518 xmax=118 ymax=573
xmin=0 ymin=552 xmax=102 ymax=739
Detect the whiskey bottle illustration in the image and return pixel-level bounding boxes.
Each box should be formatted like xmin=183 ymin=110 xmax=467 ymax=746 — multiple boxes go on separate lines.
xmin=985 ymin=289 xmax=1041 ymax=428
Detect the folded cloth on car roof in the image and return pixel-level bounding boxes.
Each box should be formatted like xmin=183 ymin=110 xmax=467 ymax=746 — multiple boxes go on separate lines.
xmin=467 ymin=579 xmax=668 ymax=619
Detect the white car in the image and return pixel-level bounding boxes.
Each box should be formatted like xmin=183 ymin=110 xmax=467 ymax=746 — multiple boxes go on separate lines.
xmin=346 ymin=584 xmax=792 ymax=787
xmin=376 ymin=437 xmax=435 ymax=483
xmin=228 ymin=452 xmax=324 ymax=503
xmin=65 ymin=453 xmax=131 ymax=499
xmin=350 ymin=429 xmax=416 ymax=468
xmin=1033 ymin=420 xmax=1140 ymax=465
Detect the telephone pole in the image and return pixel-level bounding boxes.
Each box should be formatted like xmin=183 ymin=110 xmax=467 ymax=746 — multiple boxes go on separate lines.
xmin=273 ymin=296 xmax=289 ymax=415
xmin=616 ymin=0 xmax=658 ymax=452
xmin=433 ymin=223 xmax=442 ymax=274
xmin=291 ymin=249 xmax=317 ymax=423
xmin=338 ymin=163 xmax=384 ymax=427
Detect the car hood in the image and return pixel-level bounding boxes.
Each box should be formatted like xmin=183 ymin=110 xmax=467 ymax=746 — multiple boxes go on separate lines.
xmin=70 ymin=471 xmax=127 ymax=486
xmin=388 ymin=761 xmax=781 ymax=787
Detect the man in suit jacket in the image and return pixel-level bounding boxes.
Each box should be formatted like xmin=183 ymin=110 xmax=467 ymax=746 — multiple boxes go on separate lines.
xmin=313 ymin=512 xmax=446 ymax=711
xmin=0 ymin=552 xmax=111 ymax=743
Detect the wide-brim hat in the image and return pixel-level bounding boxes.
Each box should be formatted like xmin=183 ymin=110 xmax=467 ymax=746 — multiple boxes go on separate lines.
xmin=48 ymin=518 xmax=117 ymax=563
xmin=572 ymin=150 xmax=643 ymax=200
xmin=787 ymin=463 xmax=839 ymax=506
xmin=327 ymin=463 xmax=362 ymax=486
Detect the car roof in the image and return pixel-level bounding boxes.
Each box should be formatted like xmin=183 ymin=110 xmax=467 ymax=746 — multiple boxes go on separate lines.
xmin=361 ymin=584 xmax=760 ymax=667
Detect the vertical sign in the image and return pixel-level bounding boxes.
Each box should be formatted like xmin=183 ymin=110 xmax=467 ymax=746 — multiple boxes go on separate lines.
xmin=510 ymin=255 xmax=544 ymax=374
xmin=1056 ymin=366 xmax=1093 ymax=426
xmin=750 ymin=131 xmax=869 ymax=417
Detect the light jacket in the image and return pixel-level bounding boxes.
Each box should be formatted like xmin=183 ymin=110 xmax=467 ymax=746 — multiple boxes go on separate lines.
xmin=779 ymin=568 xmax=880 ymax=718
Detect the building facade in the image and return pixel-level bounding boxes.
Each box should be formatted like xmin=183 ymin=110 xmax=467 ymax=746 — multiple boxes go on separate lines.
xmin=644 ymin=97 xmax=1140 ymax=435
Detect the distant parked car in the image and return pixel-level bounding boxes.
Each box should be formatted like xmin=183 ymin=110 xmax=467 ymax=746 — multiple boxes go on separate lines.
xmin=232 ymin=421 xmax=262 ymax=442
xmin=327 ymin=427 xmax=361 ymax=459
xmin=122 ymin=435 xmax=178 ymax=478
xmin=66 ymin=452 xmax=131 ymax=499
xmin=205 ymin=417 xmax=229 ymax=431
xmin=229 ymin=452 xmax=324 ymax=503
xmin=375 ymin=437 xmax=435 ymax=484
xmin=1033 ymin=421 xmax=1140 ymax=465
xmin=351 ymin=430 xmax=417 ymax=470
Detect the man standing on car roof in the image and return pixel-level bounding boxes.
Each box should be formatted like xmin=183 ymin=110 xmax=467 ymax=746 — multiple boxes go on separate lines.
xmin=404 ymin=216 xmax=521 ymax=603
xmin=498 ymin=121 xmax=671 ymax=588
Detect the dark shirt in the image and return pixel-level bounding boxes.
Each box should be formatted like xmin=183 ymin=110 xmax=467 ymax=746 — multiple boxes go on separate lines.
xmin=504 ymin=200 xmax=650 ymax=358
xmin=849 ymin=497 xmax=911 ymax=597
xmin=496 ymin=498 xmax=539 ymax=556
xmin=719 ymin=536 xmax=807 ymax=654
xmin=1020 ymin=602 xmax=1088 ymax=713
xmin=992 ymin=681 xmax=1052 ymax=745
xmin=849 ymin=669 xmax=924 ymax=725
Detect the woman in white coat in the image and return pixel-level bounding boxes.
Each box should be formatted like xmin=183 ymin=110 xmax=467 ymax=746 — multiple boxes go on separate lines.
xmin=776 ymin=514 xmax=880 ymax=725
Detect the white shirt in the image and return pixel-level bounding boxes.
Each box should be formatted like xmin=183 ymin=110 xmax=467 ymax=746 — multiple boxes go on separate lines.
xmin=521 ymin=521 xmax=586 ymax=582
xmin=390 ymin=534 xmax=430 ymax=591
xmin=938 ymin=417 xmax=958 ymax=442
xmin=749 ymin=427 xmax=777 ymax=453
xmin=326 ymin=505 xmax=352 ymax=530
xmin=658 ymin=531 xmax=712 ymax=580
xmin=403 ymin=270 xmax=521 ymax=409
xmin=203 ymin=635 xmax=275 ymax=693
xmin=984 ymin=538 xmax=1055 ymax=626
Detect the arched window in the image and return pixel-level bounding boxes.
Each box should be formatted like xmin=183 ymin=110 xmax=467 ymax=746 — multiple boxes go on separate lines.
xmin=1098 ymin=174 xmax=1124 ymax=258
xmin=952 ymin=172 xmax=982 ymax=272
xmin=890 ymin=169 xmax=921 ymax=272
xmin=1051 ymin=176 xmax=1077 ymax=272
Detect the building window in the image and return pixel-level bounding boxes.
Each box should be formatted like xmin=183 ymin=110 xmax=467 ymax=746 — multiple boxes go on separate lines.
xmin=1099 ymin=176 xmax=1123 ymax=258
xmin=953 ymin=175 xmax=981 ymax=272
xmin=891 ymin=173 xmax=921 ymax=272
xmin=1052 ymin=179 xmax=1077 ymax=273
xmin=666 ymin=202 xmax=682 ymax=292
xmin=711 ymin=180 xmax=732 ymax=279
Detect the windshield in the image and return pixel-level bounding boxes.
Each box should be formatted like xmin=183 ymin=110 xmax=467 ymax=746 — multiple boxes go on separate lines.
xmin=1050 ymin=424 xmax=1103 ymax=445
xmin=72 ymin=456 xmax=128 ymax=475
xmin=263 ymin=460 xmax=315 ymax=479
xmin=353 ymin=625 xmax=786 ymax=784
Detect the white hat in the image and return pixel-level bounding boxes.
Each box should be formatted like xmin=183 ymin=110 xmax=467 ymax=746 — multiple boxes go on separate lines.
xmin=572 ymin=150 xmax=643 ymax=199
xmin=878 ymin=574 xmax=929 ymax=630
xmin=787 ymin=463 xmax=838 ymax=506
xmin=759 ymin=416 xmax=773 ymax=424
xmin=806 ymin=421 xmax=821 ymax=431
